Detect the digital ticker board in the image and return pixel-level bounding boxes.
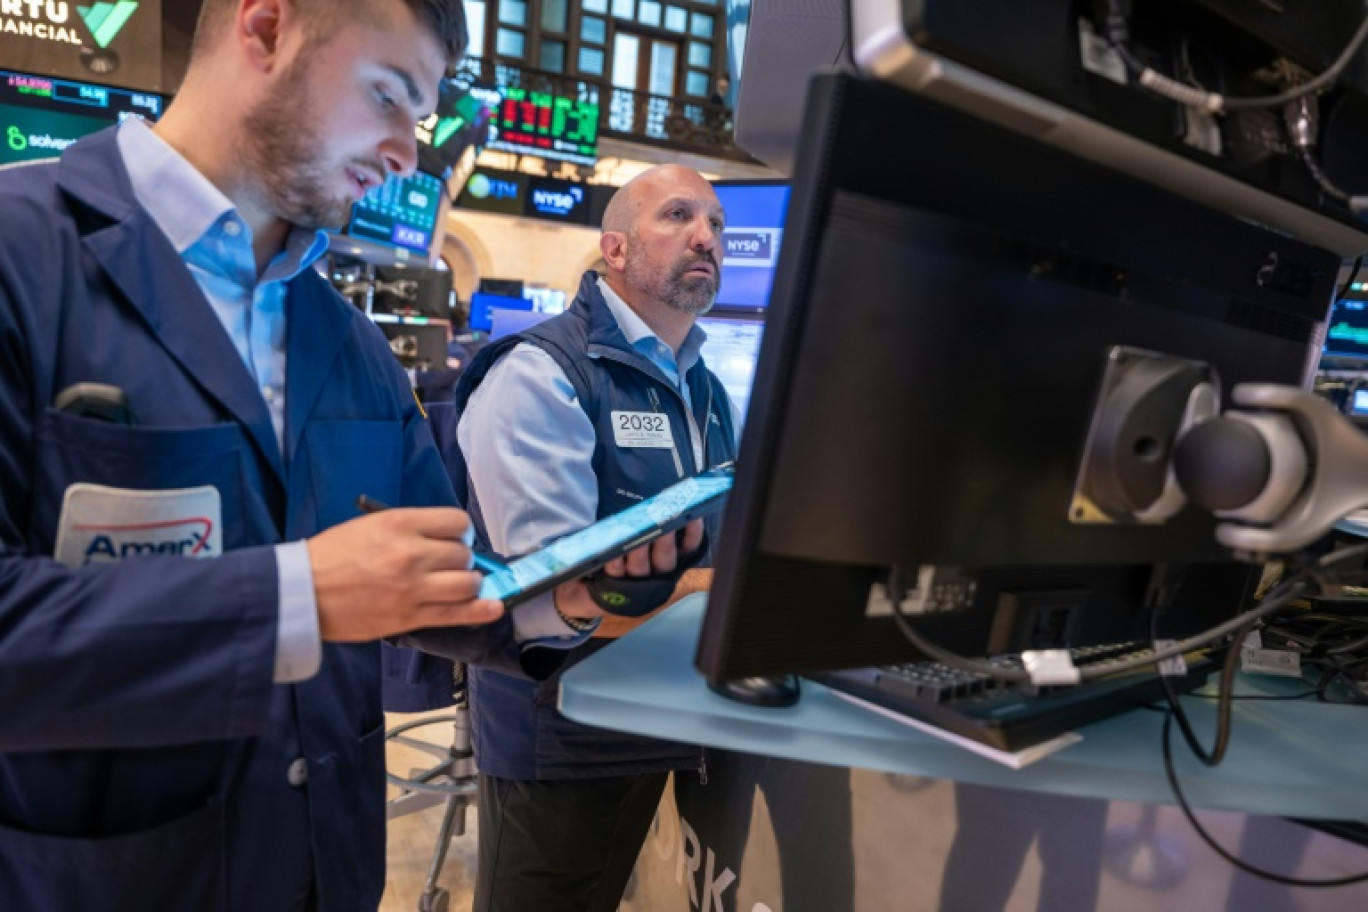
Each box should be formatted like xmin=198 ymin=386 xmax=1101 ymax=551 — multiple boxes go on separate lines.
xmin=347 ymin=170 xmax=445 ymax=255
xmin=1 ymin=67 xmax=161 ymax=166
xmin=487 ymin=86 xmax=598 ymax=165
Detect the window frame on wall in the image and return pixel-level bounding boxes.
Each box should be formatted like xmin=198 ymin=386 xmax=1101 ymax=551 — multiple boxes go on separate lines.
xmin=539 ymin=0 xmax=570 ymax=71
xmin=475 ymin=0 xmax=728 ymax=105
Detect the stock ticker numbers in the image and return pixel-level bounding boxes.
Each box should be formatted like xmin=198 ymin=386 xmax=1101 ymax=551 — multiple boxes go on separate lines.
xmin=491 ymin=87 xmax=598 ymax=165
xmin=347 ymin=171 xmax=442 ymax=254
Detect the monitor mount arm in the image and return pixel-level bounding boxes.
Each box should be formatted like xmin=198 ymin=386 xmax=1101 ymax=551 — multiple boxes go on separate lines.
xmin=1071 ymin=347 xmax=1368 ymax=557
xmin=374 ymin=279 xmax=420 ymax=301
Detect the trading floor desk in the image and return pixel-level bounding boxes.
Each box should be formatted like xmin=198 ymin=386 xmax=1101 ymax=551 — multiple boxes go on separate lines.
xmin=560 ymin=594 xmax=1368 ymax=911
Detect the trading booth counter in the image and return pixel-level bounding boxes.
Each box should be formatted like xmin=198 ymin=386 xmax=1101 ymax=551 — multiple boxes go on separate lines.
xmin=561 ymin=594 xmax=1368 ymax=911
xmin=561 ymin=593 xmax=1368 ymax=819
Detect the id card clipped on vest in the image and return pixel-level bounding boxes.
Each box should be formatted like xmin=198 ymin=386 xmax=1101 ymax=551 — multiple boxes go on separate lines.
xmin=611 ymin=410 xmax=674 ymax=449
xmin=53 ymin=483 xmax=222 ymax=569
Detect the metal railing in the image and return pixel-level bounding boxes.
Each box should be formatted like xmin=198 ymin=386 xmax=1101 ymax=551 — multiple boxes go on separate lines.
xmin=457 ymin=56 xmax=747 ymax=161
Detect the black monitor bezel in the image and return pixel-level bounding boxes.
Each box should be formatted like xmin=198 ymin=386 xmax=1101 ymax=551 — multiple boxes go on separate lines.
xmin=696 ymin=74 xmax=1331 ymax=683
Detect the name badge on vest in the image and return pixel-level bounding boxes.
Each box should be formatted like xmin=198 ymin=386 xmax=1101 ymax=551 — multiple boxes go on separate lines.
xmin=53 ymin=483 xmax=223 ymax=570
xmin=611 ymin=410 xmax=674 ymax=449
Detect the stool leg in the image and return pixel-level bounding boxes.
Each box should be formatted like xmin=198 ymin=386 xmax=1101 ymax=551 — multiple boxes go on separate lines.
xmin=417 ymin=792 xmax=466 ymax=912
xmin=413 ymin=664 xmax=478 ymax=912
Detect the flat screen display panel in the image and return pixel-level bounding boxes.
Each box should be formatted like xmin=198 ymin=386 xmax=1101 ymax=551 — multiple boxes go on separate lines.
xmin=1324 ymin=297 xmax=1368 ymax=361
xmin=469 ymin=291 xmax=532 ymax=332
xmin=697 ymin=312 xmax=765 ymax=420
xmin=415 ymin=81 xmax=498 ymax=177
xmin=346 ymin=170 xmax=445 ymax=255
xmin=712 ymin=181 xmax=790 ymax=312
xmin=457 ymin=167 xmax=528 ymax=216
xmin=0 ymin=68 xmax=161 ymax=166
xmin=487 ymin=86 xmax=598 ymax=165
xmin=490 ymin=308 xmax=554 ymax=340
xmin=478 ymin=466 xmax=733 ymax=608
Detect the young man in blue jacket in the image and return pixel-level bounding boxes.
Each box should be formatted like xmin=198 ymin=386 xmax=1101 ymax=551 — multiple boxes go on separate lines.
xmin=0 ymin=0 xmax=642 ymax=908
xmin=449 ymin=165 xmax=741 ymax=911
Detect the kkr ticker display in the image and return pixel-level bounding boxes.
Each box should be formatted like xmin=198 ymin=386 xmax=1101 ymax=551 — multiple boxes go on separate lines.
xmin=487 ymin=86 xmax=598 ymax=165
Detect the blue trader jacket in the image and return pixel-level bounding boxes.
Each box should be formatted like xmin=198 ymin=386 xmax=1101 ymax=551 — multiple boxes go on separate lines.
xmin=0 ymin=129 xmax=523 ymax=911
xmin=439 ymin=271 xmax=740 ymax=780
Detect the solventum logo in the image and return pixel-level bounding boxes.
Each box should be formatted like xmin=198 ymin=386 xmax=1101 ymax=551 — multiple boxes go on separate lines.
xmin=77 ymin=0 xmax=138 ymax=48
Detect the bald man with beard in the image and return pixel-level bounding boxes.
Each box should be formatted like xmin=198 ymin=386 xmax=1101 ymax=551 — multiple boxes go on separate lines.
xmin=444 ymin=164 xmax=742 ymax=912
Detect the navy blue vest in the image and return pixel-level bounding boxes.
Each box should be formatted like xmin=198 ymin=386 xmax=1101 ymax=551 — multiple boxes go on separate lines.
xmin=452 ymin=271 xmax=738 ymax=780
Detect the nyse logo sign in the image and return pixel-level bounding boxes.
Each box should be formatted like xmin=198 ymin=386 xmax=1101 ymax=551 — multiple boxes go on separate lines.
xmin=722 ymin=228 xmax=780 ymax=268
xmin=530 ymin=185 xmax=584 ymax=218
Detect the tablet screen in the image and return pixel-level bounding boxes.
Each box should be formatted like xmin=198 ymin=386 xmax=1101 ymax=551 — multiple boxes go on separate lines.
xmin=478 ymin=468 xmax=734 ymax=603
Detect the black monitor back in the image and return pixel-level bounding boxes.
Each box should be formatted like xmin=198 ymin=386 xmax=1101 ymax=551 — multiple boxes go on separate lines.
xmin=696 ymin=75 xmax=1339 ymax=682
xmin=374 ymin=266 xmax=453 ymax=321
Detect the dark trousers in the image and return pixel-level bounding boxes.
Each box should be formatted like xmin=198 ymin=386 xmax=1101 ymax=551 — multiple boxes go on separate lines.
xmin=474 ymin=771 xmax=669 ymax=912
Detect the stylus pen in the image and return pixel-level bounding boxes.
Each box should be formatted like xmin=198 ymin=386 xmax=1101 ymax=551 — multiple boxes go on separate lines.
xmin=355 ymin=494 xmax=502 ymax=574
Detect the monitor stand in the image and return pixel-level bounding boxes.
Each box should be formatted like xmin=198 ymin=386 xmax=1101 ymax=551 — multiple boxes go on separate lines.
xmin=708 ymin=675 xmax=802 ymax=708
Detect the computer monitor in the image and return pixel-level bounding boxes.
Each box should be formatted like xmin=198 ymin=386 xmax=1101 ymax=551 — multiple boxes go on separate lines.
xmin=468 ymin=291 xmax=532 ymax=333
xmin=1323 ymin=297 xmax=1368 ymax=363
xmin=0 ymin=68 xmax=162 ymax=167
xmin=712 ymin=181 xmax=790 ymax=313
xmin=346 ymin=170 xmax=445 ymax=256
xmin=523 ymin=286 xmax=568 ymax=315
xmin=1352 ymin=387 xmax=1368 ymax=418
xmin=373 ymin=265 xmax=453 ymax=321
xmin=490 ymin=308 xmax=555 ymax=341
xmin=695 ymin=74 xmax=1339 ymax=683
xmin=697 ymin=311 xmax=765 ymax=421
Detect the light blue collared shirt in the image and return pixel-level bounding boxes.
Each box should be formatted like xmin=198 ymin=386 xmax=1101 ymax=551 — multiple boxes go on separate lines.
xmin=116 ymin=117 xmax=327 ymax=683
xmin=458 ymin=277 xmax=736 ymax=642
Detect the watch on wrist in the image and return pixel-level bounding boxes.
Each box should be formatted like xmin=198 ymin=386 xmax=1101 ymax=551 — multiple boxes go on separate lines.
xmin=554 ymin=602 xmax=597 ymax=633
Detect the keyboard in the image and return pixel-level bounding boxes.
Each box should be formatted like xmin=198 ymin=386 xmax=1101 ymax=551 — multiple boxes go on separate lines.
xmin=809 ymin=643 xmax=1219 ymax=753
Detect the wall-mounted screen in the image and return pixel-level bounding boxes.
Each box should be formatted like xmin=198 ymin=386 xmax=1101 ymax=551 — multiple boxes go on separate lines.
xmin=457 ymin=167 xmax=613 ymax=227
xmin=487 ymin=86 xmax=598 ymax=165
xmin=712 ymin=181 xmax=790 ymax=312
xmin=457 ymin=167 xmax=528 ymax=216
xmin=346 ymin=170 xmax=445 ymax=255
xmin=0 ymin=68 xmax=161 ymax=166
xmin=416 ymin=81 xmax=498 ymax=178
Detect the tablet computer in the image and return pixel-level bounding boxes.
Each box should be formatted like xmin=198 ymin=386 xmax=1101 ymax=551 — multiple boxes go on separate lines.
xmin=476 ymin=464 xmax=734 ymax=607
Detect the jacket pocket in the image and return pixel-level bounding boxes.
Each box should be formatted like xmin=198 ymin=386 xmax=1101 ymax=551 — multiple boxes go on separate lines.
xmin=0 ymin=800 xmax=228 ymax=911
xmin=33 ymin=410 xmax=247 ymax=552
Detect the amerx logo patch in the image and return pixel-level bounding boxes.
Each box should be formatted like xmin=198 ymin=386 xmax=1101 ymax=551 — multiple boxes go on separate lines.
xmin=53 ymin=484 xmax=223 ymax=570
xmin=75 ymin=516 xmax=215 ymax=563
